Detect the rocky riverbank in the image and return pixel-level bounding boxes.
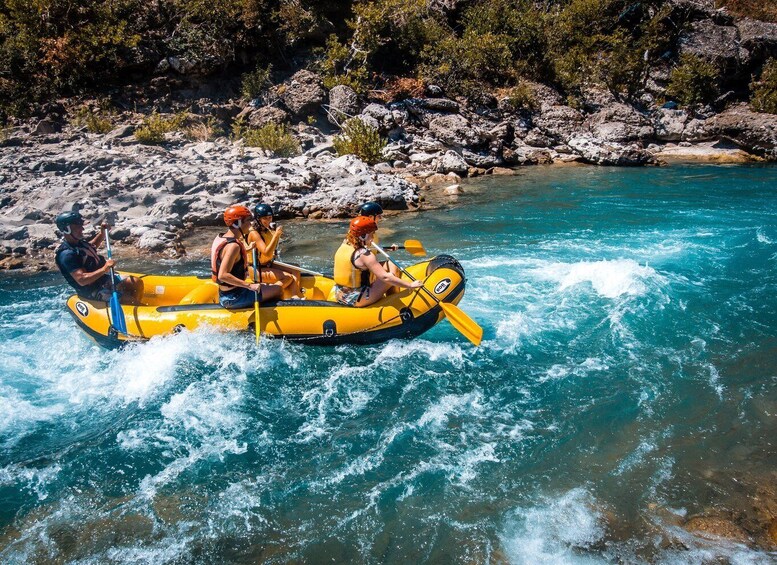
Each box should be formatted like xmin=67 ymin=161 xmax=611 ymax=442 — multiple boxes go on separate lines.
xmin=2 ymin=73 xmax=777 ymax=271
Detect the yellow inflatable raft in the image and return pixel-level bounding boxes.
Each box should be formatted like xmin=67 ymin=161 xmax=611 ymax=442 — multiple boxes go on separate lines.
xmin=65 ymin=255 xmax=466 ymax=348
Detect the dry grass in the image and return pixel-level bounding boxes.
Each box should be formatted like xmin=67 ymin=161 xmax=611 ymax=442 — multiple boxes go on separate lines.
xmin=718 ymin=0 xmax=777 ymax=22
xmin=370 ymin=76 xmax=426 ymax=103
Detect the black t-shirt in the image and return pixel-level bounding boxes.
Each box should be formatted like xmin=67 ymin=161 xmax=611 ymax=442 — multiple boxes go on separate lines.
xmin=55 ymin=239 xmax=108 ymax=296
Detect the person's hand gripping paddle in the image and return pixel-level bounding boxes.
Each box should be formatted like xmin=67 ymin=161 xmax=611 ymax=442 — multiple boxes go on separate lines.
xmin=372 ymin=243 xmax=482 ymax=346
xmin=103 ymin=226 xmax=128 ymax=335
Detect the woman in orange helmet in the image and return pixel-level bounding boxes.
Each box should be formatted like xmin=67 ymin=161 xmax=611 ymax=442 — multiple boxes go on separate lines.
xmin=332 ymin=216 xmax=422 ymax=307
xmin=211 ymin=205 xmax=283 ymax=309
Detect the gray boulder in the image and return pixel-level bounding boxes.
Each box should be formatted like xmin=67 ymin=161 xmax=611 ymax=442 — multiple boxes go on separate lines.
xmin=679 ymin=20 xmax=748 ymax=76
xmin=328 ymin=85 xmax=361 ymax=125
xmin=653 ymin=108 xmax=689 ymax=141
xmin=281 ymin=70 xmax=325 ymax=119
xmin=534 ymin=105 xmax=585 ymax=144
xmin=737 ymin=18 xmax=777 ymax=65
xmin=249 ymin=106 xmax=289 ymax=128
xmin=428 ymin=114 xmax=485 ymax=147
xmin=568 ymin=135 xmax=656 ymax=166
xmin=585 ymin=103 xmax=654 ymax=142
xmin=434 ymin=150 xmax=469 ymax=174
xmin=704 ymin=103 xmax=777 ymax=159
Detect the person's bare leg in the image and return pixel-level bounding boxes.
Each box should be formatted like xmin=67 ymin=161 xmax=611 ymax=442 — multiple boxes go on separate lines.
xmin=355 ymin=279 xmax=393 ymax=307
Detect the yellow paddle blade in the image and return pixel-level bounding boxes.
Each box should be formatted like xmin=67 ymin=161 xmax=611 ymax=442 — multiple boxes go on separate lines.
xmin=439 ymin=302 xmax=483 ymax=347
xmin=254 ymin=301 xmax=261 ymax=344
xmin=403 ymin=239 xmax=426 ymax=256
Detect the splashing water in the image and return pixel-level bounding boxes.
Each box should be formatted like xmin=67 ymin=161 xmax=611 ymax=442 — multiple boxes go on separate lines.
xmin=1 ymin=164 xmax=776 ymax=563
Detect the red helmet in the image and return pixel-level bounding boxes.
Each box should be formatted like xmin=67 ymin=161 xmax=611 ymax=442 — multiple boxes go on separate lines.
xmin=224 ymin=205 xmax=252 ymax=227
xmin=349 ymin=216 xmax=378 ymax=238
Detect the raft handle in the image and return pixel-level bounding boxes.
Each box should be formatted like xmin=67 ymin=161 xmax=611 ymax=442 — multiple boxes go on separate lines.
xmin=323 ymin=320 xmax=337 ymax=338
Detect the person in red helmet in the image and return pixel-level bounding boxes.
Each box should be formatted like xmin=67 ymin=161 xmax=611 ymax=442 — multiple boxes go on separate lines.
xmin=211 ymin=205 xmax=282 ymax=309
xmin=332 ymin=216 xmax=422 ymax=307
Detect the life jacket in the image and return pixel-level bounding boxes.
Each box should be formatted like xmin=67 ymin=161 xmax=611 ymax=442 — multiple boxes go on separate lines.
xmin=248 ymin=228 xmax=275 ymax=266
xmin=210 ymin=235 xmax=247 ymax=288
xmin=333 ymin=240 xmax=371 ymax=288
xmin=55 ymin=239 xmax=107 ymax=294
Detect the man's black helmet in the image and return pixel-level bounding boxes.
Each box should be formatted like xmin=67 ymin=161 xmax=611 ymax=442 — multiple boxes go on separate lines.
xmin=55 ymin=211 xmax=85 ymax=233
xmin=357 ymin=201 xmax=383 ymax=217
xmin=254 ymin=203 xmax=274 ymax=218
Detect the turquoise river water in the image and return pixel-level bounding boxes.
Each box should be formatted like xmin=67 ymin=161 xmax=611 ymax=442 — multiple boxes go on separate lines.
xmin=1 ymin=164 xmax=776 ymax=563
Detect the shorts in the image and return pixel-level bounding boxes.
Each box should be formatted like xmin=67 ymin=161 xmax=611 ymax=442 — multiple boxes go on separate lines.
xmin=335 ymin=285 xmax=368 ymax=306
xmin=82 ymin=274 xmax=123 ymax=302
xmin=219 ymin=287 xmax=259 ymax=310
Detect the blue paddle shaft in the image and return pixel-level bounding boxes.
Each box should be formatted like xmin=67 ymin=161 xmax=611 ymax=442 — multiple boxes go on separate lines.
xmin=103 ymin=228 xmax=128 ymax=334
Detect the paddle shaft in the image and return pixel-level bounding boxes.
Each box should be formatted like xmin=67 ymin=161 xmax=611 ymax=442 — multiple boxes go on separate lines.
xmin=103 ymin=227 xmax=128 ymax=335
xmin=372 ymin=242 xmax=483 ymax=346
xmin=272 ymin=260 xmax=323 ymax=277
xmin=252 ymin=249 xmax=261 ymax=344
xmin=372 ymin=243 xmax=440 ymax=304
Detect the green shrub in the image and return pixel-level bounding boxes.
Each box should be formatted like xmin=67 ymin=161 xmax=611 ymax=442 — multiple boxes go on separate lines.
xmin=72 ymin=107 xmax=114 ymax=133
xmin=318 ymin=35 xmax=369 ymax=94
xmin=237 ymin=121 xmax=300 ymax=157
xmin=667 ymin=54 xmax=720 ymax=108
xmin=241 ymin=64 xmax=272 ymax=100
xmin=134 ymin=112 xmax=187 ymax=144
xmin=506 ymin=82 xmax=539 ymax=112
xmin=751 ymin=58 xmax=777 ymax=114
xmin=333 ymin=118 xmax=386 ymax=165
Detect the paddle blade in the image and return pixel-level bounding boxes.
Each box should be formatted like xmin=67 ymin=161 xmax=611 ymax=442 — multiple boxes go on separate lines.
xmin=254 ymin=298 xmax=261 ymax=344
xmin=439 ymin=302 xmax=483 ymax=347
xmin=403 ymin=239 xmax=426 ymax=256
xmin=109 ymin=292 xmax=128 ymax=335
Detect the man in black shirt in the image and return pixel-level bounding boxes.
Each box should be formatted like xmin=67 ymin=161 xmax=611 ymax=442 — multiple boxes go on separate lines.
xmin=54 ymin=211 xmax=142 ymax=304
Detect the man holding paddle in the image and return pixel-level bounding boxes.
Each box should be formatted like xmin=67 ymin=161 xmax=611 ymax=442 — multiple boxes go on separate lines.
xmin=54 ymin=210 xmax=142 ymax=304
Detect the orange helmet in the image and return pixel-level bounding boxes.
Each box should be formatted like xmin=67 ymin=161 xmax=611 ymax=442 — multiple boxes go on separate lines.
xmin=349 ymin=216 xmax=378 ymax=238
xmin=224 ymin=205 xmax=252 ymax=227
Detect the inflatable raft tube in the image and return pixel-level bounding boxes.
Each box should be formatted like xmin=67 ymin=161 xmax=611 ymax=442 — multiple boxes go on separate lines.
xmin=65 ymin=255 xmax=466 ymax=349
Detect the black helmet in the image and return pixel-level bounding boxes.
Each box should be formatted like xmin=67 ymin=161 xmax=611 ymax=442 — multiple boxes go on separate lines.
xmin=254 ymin=203 xmax=274 ymax=218
xmin=357 ymin=201 xmax=383 ymax=217
xmin=55 ymin=211 xmax=85 ymax=233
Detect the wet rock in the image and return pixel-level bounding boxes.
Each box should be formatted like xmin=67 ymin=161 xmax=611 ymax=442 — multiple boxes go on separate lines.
xmin=0 ymin=255 xmax=25 ymax=269
xmin=443 ymin=184 xmax=462 ymax=195
xmin=683 ymin=516 xmax=751 ymax=544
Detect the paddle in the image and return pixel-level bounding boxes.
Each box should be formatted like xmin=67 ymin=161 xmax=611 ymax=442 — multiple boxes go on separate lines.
xmin=395 ymin=239 xmax=426 ymax=257
xmin=103 ymin=227 xmax=128 ymax=335
xmin=252 ymin=249 xmax=261 ymax=344
xmin=372 ymin=243 xmax=483 ymax=347
xmin=273 ymin=260 xmax=324 ymax=277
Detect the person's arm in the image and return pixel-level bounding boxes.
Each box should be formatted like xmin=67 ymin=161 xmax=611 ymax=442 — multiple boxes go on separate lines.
xmin=261 ymin=227 xmax=282 ymax=264
xmin=89 ymin=229 xmax=106 ymax=248
xmin=70 ymin=261 xmax=114 ymax=287
xmin=358 ymin=252 xmax=422 ymax=289
xmin=218 ymin=243 xmax=259 ymax=290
